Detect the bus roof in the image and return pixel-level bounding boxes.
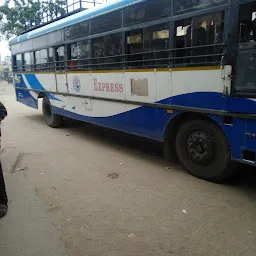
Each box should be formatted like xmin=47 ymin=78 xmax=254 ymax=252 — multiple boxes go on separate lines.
xmin=9 ymin=0 xmax=141 ymax=46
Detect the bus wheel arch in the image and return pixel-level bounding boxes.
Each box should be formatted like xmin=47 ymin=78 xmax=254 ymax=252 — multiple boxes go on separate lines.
xmin=38 ymin=92 xmax=46 ymax=99
xmin=42 ymin=95 xmax=63 ymax=128
xmin=34 ymin=92 xmax=46 ymax=109
xmin=164 ymin=112 xmax=200 ymax=162
xmin=164 ymin=112 xmax=234 ymax=182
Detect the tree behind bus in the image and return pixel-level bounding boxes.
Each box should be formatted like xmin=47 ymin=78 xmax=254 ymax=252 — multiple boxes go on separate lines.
xmin=0 ymin=0 xmax=66 ymax=40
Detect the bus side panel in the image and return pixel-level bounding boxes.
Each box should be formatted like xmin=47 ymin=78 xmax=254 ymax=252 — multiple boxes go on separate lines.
xmin=67 ymin=72 xmax=93 ymax=97
xmin=15 ymin=88 xmax=38 ymax=109
xmin=15 ymin=73 xmax=62 ymax=109
xmin=15 ymin=70 xmax=256 ymax=165
xmin=14 ymin=73 xmax=38 ymax=109
xmin=64 ymin=71 xmax=161 ymax=139
xmin=171 ymin=68 xmax=224 ymax=108
xmin=51 ymin=101 xmax=171 ymax=141
xmin=26 ymin=73 xmax=57 ymax=92
xmin=242 ymin=119 xmax=256 ymax=161
xmin=206 ymin=114 xmax=246 ymax=161
xmin=50 ymin=69 xmax=227 ymax=141
xmin=197 ymin=113 xmax=256 ymax=165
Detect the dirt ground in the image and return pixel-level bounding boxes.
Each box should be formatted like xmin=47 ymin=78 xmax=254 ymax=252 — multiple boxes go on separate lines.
xmin=0 ymin=81 xmax=256 ymax=256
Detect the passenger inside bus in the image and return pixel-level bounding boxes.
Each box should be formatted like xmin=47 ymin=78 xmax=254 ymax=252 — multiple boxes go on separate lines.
xmin=240 ymin=19 xmax=252 ymax=42
xmin=187 ymin=21 xmax=207 ymax=62
xmin=68 ymin=44 xmax=79 ymax=70
xmin=186 ymin=21 xmax=207 ymax=47
xmin=239 ymin=2 xmax=256 ymax=42
xmin=236 ymin=2 xmax=256 ymax=90
xmin=55 ymin=46 xmax=65 ymax=71
xmin=175 ymin=12 xmax=224 ymax=66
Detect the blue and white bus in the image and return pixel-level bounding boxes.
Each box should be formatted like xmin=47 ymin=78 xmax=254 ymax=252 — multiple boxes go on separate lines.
xmin=9 ymin=0 xmax=256 ymax=181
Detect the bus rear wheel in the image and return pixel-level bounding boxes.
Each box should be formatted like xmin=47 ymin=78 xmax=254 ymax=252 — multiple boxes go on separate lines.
xmin=175 ymin=120 xmax=233 ymax=182
xmin=42 ymin=96 xmax=63 ymax=128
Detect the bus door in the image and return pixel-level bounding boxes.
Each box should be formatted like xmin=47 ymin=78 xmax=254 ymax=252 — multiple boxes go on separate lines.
xmin=232 ymin=1 xmax=256 ymax=155
xmin=234 ymin=1 xmax=256 ymax=98
xmin=55 ymin=46 xmax=68 ymax=93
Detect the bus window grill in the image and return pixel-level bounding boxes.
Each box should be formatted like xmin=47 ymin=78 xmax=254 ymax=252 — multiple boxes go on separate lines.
xmin=23 ymin=0 xmax=106 ymax=34
xmin=14 ymin=42 xmax=224 ymax=72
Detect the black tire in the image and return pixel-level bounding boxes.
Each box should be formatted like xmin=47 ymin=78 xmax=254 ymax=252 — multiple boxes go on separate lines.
xmin=175 ymin=120 xmax=233 ymax=182
xmin=42 ymin=96 xmax=62 ymax=128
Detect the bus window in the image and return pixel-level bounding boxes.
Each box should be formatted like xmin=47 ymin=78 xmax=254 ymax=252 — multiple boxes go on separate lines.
xmin=67 ymin=43 xmax=78 ymax=70
xmin=47 ymin=30 xmax=62 ymax=46
xmin=144 ymin=23 xmax=169 ymax=67
xmin=92 ymin=33 xmax=122 ymax=69
xmin=126 ymin=29 xmax=143 ymax=68
xmin=55 ymin=46 xmax=65 ymax=71
xmin=123 ymin=0 xmax=170 ymax=26
xmin=41 ymin=49 xmax=48 ymax=70
xmin=16 ymin=54 xmax=23 ymax=71
xmin=64 ymin=21 xmax=89 ymax=41
xmin=35 ymin=51 xmax=40 ymax=70
xmin=238 ymin=2 xmax=256 ymax=43
xmin=67 ymin=41 xmax=90 ymax=71
xmin=90 ymin=10 xmax=122 ymax=35
xmin=174 ymin=12 xmax=224 ymax=66
xmin=35 ymin=49 xmax=48 ymax=71
xmin=235 ymin=2 xmax=256 ymax=92
xmin=24 ymin=52 xmax=33 ymax=71
xmin=12 ymin=55 xmax=17 ymax=71
xmin=174 ymin=0 xmax=227 ymax=14
xmin=104 ymin=33 xmax=122 ymax=68
xmin=48 ymin=48 xmax=54 ymax=70
xmin=92 ymin=37 xmax=104 ymax=68
xmin=77 ymin=40 xmax=89 ymax=70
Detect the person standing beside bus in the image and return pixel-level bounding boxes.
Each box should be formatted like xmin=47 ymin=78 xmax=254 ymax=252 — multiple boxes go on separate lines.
xmin=0 ymin=102 xmax=8 ymax=218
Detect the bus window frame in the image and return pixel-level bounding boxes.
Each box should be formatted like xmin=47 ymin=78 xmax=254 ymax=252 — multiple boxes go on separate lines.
xmin=173 ymin=0 xmax=229 ymax=15
xmin=10 ymin=1 xmax=232 ymax=73
xmin=16 ymin=53 xmax=24 ymax=72
xmin=123 ymin=0 xmax=171 ymax=26
xmin=23 ymin=52 xmax=34 ymax=71
xmin=173 ymin=10 xmax=226 ymax=67
xmin=54 ymin=45 xmax=66 ymax=71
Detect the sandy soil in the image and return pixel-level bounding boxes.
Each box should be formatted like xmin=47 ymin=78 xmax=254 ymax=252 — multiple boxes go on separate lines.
xmin=1 ymin=81 xmax=256 ymax=256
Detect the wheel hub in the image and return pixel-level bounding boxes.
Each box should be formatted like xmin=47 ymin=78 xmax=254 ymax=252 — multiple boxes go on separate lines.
xmin=187 ymin=131 xmax=215 ymax=165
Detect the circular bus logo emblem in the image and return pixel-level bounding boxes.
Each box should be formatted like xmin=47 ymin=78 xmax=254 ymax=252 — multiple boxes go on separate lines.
xmin=73 ymin=76 xmax=81 ymax=92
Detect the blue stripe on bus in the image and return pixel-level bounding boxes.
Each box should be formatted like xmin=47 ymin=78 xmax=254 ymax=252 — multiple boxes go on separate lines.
xmin=24 ymin=74 xmax=62 ymax=102
xmin=16 ymin=89 xmax=38 ymax=109
xmin=52 ymin=104 xmax=177 ymax=141
xmin=163 ymin=92 xmax=256 ymax=114
xmin=50 ymin=102 xmax=256 ymax=164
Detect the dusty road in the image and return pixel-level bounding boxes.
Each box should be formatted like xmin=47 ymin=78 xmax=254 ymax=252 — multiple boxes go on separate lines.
xmin=0 ymin=81 xmax=256 ymax=256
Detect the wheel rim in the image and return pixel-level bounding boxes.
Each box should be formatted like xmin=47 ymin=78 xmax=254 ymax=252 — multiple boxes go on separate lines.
xmin=186 ymin=131 xmax=216 ymax=166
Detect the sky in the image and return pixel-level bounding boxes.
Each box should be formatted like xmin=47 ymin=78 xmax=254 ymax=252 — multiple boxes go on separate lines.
xmin=0 ymin=0 xmax=113 ymax=60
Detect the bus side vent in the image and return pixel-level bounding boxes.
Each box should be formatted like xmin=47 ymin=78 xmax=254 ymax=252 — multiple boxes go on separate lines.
xmin=243 ymin=150 xmax=256 ymax=162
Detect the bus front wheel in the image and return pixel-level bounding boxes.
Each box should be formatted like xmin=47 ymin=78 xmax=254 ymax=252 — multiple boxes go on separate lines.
xmin=42 ymin=96 xmax=63 ymax=128
xmin=175 ymin=120 xmax=233 ymax=182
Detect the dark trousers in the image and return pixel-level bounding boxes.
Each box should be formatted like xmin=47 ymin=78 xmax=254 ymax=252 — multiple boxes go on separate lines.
xmin=0 ymin=161 xmax=7 ymax=205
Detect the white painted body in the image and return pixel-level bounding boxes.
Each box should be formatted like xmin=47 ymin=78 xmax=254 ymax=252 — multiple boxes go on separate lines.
xmin=26 ymin=68 xmax=225 ymax=117
xmin=15 ymin=67 xmax=235 ymax=142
